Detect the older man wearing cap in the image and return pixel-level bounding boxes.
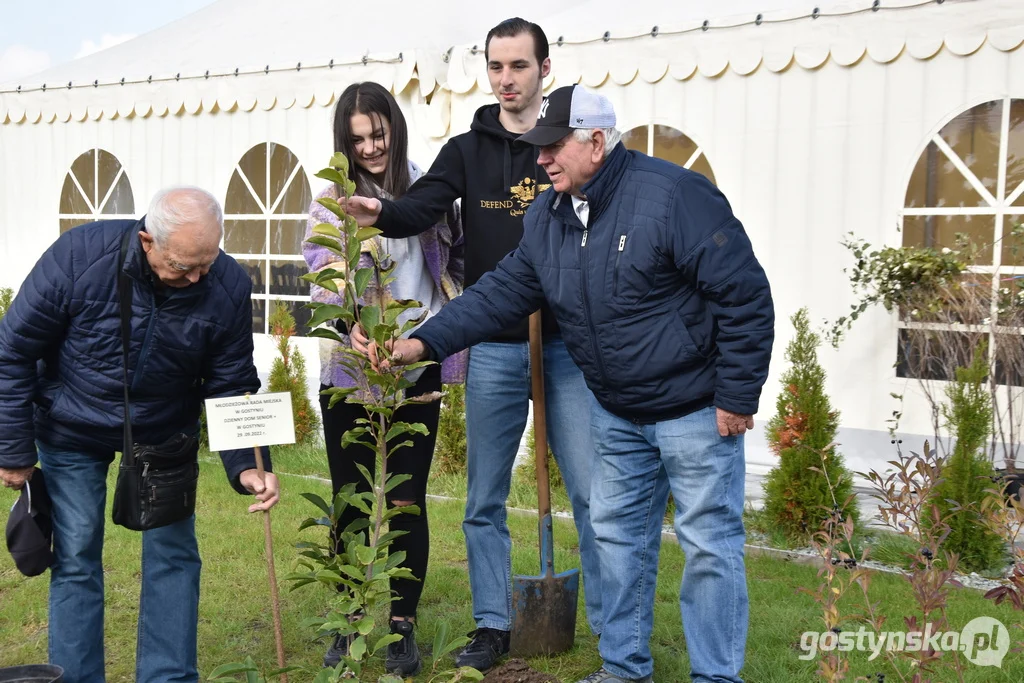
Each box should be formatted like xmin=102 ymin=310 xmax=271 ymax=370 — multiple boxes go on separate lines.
xmin=377 ymin=84 xmax=775 ymax=683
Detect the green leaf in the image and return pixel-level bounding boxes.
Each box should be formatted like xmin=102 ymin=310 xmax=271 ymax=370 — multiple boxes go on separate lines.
xmin=359 ymin=304 xmax=381 ymax=336
xmin=308 ymin=303 xmax=350 ymax=329
xmin=383 ymin=473 xmax=413 ymax=493
xmin=459 ymin=666 xmax=486 ymax=680
xmin=350 ymin=635 xmax=367 ymax=660
xmin=355 ymin=227 xmax=383 ymax=242
xmin=316 ymin=569 xmax=344 ymax=584
xmin=328 ymin=152 xmax=349 ymax=173
xmin=311 ymin=221 xmax=342 ymax=238
xmin=207 ymin=662 xmax=258 ymax=679
xmin=306 ymin=327 xmax=348 ymax=347
xmin=385 ymin=421 xmax=429 ymax=442
xmin=356 ymin=615 xmax=375 ymax=635
xmin=432 ymin=620 xmax=451 ymax=665
xmin=306 ymin=234 xmax=344 ymax=254
xmin=372 ymin=633 xmax=404 ymax=655
xmin=297 ymin=516 xmax=331 ymax=531
xmin=316 ymin=196 xmax=346 ymax=219
xmin=312 ymin=669 xmax=336 ymax=683
xmin=354 ymin=462 xmax=374 ymax=488
xmin=267 ymin=667 xmax=304 ymax=678
xmin=356 ymin=545 xmax=377 ymax=565
xmin=300 ymin=492 xmax=332 ymax=518
xmin=315 ymin=167 xmax=348 ymax=186
xmin=353 ymin=267 xmax=374 ymax=297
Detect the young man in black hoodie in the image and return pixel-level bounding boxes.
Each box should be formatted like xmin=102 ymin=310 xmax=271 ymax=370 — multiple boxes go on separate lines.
xmin=341 ymin=17 xmax=601 ymax=671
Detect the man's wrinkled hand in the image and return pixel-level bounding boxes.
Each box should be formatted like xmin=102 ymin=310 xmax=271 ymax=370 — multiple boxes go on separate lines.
xmin=0 ymin=466 xmax=35 ymax=490
xmin=239 ymin=470 xmax=280 ymax=512
xmin=367 ymin=338 xmax=428 ymax=372
xmin=716 ymin=408 xmax=754 ymax=437
xmin=338 ymin=195 xmax=382 ymax=227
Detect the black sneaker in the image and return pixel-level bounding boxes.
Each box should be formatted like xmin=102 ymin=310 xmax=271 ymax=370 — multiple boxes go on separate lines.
xmin=386 ymin=619 xmax=422 ymax=676
xmin=323 ymin=633 xmax=349 ymax=668
xmin=454 ymin=627 xmax=510 ymax=671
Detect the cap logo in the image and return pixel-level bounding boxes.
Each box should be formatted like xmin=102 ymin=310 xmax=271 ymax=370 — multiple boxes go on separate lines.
xmin=538 ymin=99 xmax=550 ymax=119
xmin=575 ymin=117 xmax=584 ymax=124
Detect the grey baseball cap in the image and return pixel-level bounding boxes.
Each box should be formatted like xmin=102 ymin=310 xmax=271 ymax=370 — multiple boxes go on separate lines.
xmin=517 ymin=84 xmax=617 ymax=147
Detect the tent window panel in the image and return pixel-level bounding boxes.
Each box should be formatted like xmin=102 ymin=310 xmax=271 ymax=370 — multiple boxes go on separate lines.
xmin=58 ymin=149 xmax=135 ymax=235
xmin=225 ymin=170 xmax=263 ymax=215
xmin=238 ymin=144 xmax=269 ymax=209
xmin=60 ymin=219 xmax=85 ymax=235
xmin=268 ymin=143 xmax=300 ymax=210
xmin=251 ymin=298 xmax=267 ymax=335
xmin=101 ymin=174 xmax=134 ymax=215
xmin=71 ymin=151 xmax=96 ymax=206
xmin=902 ymin=215 xmax=995 ymax=265
xmin=938 ymin=100 xmax=1002 ymax=199
xmin=96 ymin=150 xmax=122 ymax=207
xmin=60 ymin=174 xmax=92 ymax=215
xmin=269 ymin=259 xmax=305 ymax=296
xmin=621 ymin=126 xmax=649 ymax=155
xmin=994 ymin=334 xmax=1024 ymax=387
xmin=274 ymin=175 xmax=312 ymax=215
xmin=687 ymin=153 xmax=717 ymax=186
xmin=1002 ymin=214 xmax=1024 ymax=267
xmin=904 ymin=141 xmax=986 ymax=209
xmin=1007 ymin=100 xmax=1024 ymax=202
xmin=236 ymin=259 xmax=266 ymax=294
xmin=224 ymin=219 xmax=266 ymax=254
xmin=652 ymin=125 xmax=699 ymax=169
xmin=896 ymin=328 xmax=986 ymax=383
xmin=270 ymin=219 xmax=305 ymax=256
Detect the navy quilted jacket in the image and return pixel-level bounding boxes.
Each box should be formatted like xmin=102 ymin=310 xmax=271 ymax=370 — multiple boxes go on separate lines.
xmin=412 ymin=143 xmax=775 ymax=421
xmin=0 ymin=219 xmax=271 ymax=490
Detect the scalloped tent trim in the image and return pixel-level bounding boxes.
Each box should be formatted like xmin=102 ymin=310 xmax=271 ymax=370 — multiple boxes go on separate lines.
xmin=443 ymin=5 xmax=1024 ymax=93
xmin=0 ymin=49 xmax=441 ymax=127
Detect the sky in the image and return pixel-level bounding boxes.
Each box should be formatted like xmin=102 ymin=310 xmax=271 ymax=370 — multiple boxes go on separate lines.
xmin=0 ymin=0 xmax=217 ymax=83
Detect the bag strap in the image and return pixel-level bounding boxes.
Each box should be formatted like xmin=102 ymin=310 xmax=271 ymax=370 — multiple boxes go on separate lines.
xmin=117 ymin=230 xmax=135 ymax=463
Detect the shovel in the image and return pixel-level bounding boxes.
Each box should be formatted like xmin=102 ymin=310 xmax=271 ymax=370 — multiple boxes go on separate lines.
xmin=509 ymin=311 xmax=580 ymax=657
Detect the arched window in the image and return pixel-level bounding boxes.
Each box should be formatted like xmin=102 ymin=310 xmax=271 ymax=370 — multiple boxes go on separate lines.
xmin=58 ymin=149 xmax=135 ymax=233
xmin=621 ymin=124 xmax=717 ymax=185
xmin=899 ymin=97 xmax=1024 ymax=384
xmin=224 ymin=143 xmax=312 ymax=336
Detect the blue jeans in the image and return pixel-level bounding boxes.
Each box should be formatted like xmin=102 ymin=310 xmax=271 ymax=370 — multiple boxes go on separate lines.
xmin=464 ymin=340 xmax=601 ymax=634
xmin=589 ymin=403 xmax=747 ymax=682
xmin=37 ymin=442 xmax=202 ymax=683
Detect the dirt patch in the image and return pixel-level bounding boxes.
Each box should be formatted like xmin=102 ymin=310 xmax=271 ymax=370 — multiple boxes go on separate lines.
xmin=481 ymin=659 xmax=561 ymax=683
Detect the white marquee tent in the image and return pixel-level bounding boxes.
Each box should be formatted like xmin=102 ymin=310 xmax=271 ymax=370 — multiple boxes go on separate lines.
xmin=2 ymin=0 xmax=1023 ymax=476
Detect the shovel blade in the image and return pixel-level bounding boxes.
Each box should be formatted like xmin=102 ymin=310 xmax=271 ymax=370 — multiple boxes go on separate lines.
xmin=509 ymin=568 xmax=580 ymax=657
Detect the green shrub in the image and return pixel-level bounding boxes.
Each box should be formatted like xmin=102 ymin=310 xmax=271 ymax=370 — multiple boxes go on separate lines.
xmin=433 ymin=383 xmax=468 ymax=475
xmin=0 ymin=287 xmax=12 ymax=321
xmin=268 ymin=301 xmax=319 ymax=445
xmin=927 ymin=343 xmax=1006 ymax=573
xmin=763 ymin=308 xmax=859 ymax=541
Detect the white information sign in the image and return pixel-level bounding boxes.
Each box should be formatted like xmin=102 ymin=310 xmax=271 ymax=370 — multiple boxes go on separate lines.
xmin=204 ymin=392 xmax=297 ymax=451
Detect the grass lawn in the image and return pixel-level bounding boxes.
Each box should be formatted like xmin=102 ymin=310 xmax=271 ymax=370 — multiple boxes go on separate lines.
xmin=1 ymin=446 xmax=1021 ymax=682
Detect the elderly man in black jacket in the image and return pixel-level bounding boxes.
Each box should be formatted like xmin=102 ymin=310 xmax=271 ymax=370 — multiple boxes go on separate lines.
xmin=0 ymin=187 xmax=279 ymax=683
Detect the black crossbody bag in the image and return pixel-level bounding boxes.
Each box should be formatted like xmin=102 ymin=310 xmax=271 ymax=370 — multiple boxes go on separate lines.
xmin=110 ymin=231 xmax=200 ymax=531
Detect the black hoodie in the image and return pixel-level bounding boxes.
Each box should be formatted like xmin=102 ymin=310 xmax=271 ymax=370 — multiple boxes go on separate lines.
xmin=375 ymin=103 xmax=559 ymax=342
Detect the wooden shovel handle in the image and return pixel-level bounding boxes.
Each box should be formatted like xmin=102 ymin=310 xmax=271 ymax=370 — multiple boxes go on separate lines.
xmin=528 ymin=312 xmax=551 ymax=520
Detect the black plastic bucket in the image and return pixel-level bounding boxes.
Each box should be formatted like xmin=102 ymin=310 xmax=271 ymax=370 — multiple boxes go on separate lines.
xmin=0 ymin=665 xmax=64 ymax=682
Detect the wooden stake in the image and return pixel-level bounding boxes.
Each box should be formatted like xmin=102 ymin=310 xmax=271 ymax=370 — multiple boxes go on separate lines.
xmin=254 ymin=445 xmax=287 ymax=681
